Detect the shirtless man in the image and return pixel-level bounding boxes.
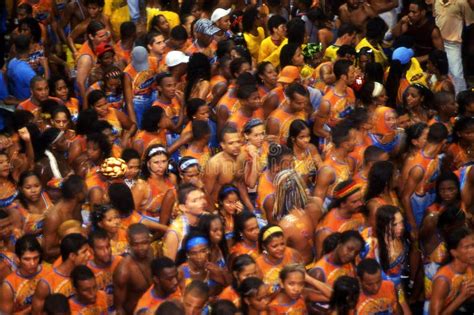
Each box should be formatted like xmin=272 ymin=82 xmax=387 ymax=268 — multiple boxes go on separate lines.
xmin=59 ymin=0 xmax=88 ymax=44
xmin=32 ymin=233 xmax=90 ymax=314
xmin=42 ymin=175 xmax=87 ymax=262
xmin=339 ymin=0 xmax=398 ymax=35
xmin=113 ymin=223 xmax=154 ymax=315
xmin=204 ymin=125 xmax=242 ymax=208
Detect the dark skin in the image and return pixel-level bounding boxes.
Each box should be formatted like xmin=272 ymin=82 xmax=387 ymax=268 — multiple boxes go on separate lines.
xmin=0 ymin=215 xmax=16 ymax=283
xmin=113 ymin=232 xmax=153 ymax=315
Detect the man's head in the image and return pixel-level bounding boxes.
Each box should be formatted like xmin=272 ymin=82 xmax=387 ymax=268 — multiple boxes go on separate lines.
xmin=183 ymin=280 xmax=209 ymax=315
xmin=337 ymin=23 xmax=356 ymax=45
xmin=362 ymin=145 xmax=389 ymax=168
xmin=267 ymin=143 xmax=294 ymax=173
xmin=211 ymin=8 xmax=231 ymax=32
xmin=147 ymin=31 xmax=166 ymax=56
xmin=14 ymin=34 xmax=31 ymax=55
xmin=331 ymin=121 xmax=356 ymax=152
xmin=127 ymin=223 xmax=151 ymax=260
xmin=191 ymin=120 xmax=211 ymax=145
xmin=120 ymin=21 xmax=136 ymax=42
xmin=267 ymin=14 xmax=287 ymax=38
xmin=61 ymin=175 xmax=87 ymax=202
xmin=88 ymin=228 xmax=111 ymax=266
xmin=194 ymin=18 xmax=220 ymax=47
xmin=169 ymin=26 xmax=188 ymax=50
xmin=357 ymin=258 xmax=382 ymax=295
xmin=285 ymin=83 xmax=309 ymax=113
xmin=366 ymin=17 xmax=388 ymax=43
xmin=426 ymin=122 xmax=448 ymax=151
xmin=408 ymin=0 xmax=427 ymax=25
xmin=333 ymin=59 xmax=356 ymax=85
xmin=60 ymin=233 xmax=90 ymax=265
xmin=332 ymin=180 xmax=363 ymax=213
xmin=30 ymin=76 xmax=49 ymax=102
xmin=156 ymin=73 xmax=176 ymax=100
xmin=71 ymin=265 xmax=98 ymax=305
xmin=15 ymin=234 xmax=42 ymax=276
xmin=346 ymin=0 xmax=360 ymax=10
xmin=219 ymin=125 xmax=241 ymax=157
xmin=152 ymin=257 xmax=179 ymax=295
xmin=178 ymin=183 xmax=207 ymax=216
xmin=43 ymin=294 xmax=71 ymax=315
xmin=86 ymin=20 xmax=108 ymax=46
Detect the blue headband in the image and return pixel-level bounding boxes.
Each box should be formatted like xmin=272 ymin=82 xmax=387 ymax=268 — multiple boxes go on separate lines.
xmin=243 ymin=119 xmax=263 ymax=133
xmin=222 ymin=186 xmax=238 ymax=195
xmin=186 ymin=236 xmax=209 ymax=251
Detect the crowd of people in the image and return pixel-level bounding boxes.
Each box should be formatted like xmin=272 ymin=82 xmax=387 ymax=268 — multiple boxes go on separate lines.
xmin=0 ymin=0 xmax=473 ymax=314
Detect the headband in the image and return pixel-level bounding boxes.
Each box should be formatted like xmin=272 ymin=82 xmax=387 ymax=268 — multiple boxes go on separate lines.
xmin=51 ymin=130 xmax=65 ymax=145
xmin=148 ymin=146 xmax=167 ymax=157
xmin=372 ymin=82 xmax=384 ymax=98
xmin=186 ymin=236 xmax=209 ymax=251
xmin=262 ymin=226 xmax=283 ymax=241
xmin=222 ymin=186 xmax=238 ymax=195
xmin=334 ymin=182 xmax=361 ymax=200
xmin=243 ymin=119 xmax=263 ymax=133
xmin=180 ymin=158 xmax=199 ymax=171
xmin=105 ymin=70 xmax=122 ymax=80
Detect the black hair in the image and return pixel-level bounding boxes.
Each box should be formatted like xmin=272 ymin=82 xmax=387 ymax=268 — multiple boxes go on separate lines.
xmin=184 ymin=53 xmax=211 ymax=101
xmin=71 ymin=265 xmax=95 ymax=288
xmin=433 ymin=91 xmax=455 ymax=112
xmin=287 ymin=18 xmax=305 ymax=46
xmin=232 ymin=45 xmax=252 ymax=65
xmin=258 ymin=224 xmax=284 ymax=253
xmin=230 ymin=58 xmax=250 ymax=78
xmin=375 ymin=205 xmax=401 ymax=271
xmin=444 ymin=227 xmax=473 ymax=264
xmin=17 ymin=3 xmax=33 ymax=14
xmin=427 ymin=122 xmax=448 ymax=144
xmin=76 ymin=109 xmax=99 ymax=135
xmin=267 ymin=15 xmax=287 ymax=34
xmin=218 ymin=184 xmax=241 ymax=208
xmin=364 ymin=62 xmax=385 ymax=83
xmin=13 ymin=34 xmax=31 ymax=54
xmin=242 ymin=6 xmax=259 ymax=33
xmin=323 ymin=230 xmax=365 ymax=255
xmin=86 ymin=20 xmax=106 ymax=37
xmin=92 ymin=119 xmax=114 ymax=135
xmin=177 ymin=182 xmax=200 ymax=205
xmin=127 ymin=223 xmax=150 ymax=239
xmin=18 ymin=17 xmax=41 ymax=42
xmin=346 ymin=107 xmax=369 ymax=130
xmin=410 ymin=0 xmax=428 ymax=11
xmin=87 ymin=89 xmax=106 ymax=108
xmin=336 ymin=45 xmax=356 ymax=58
xmin=61 ymin=175 xmax=86 ymax=200
xmin=405 ymin=122 xmax=428 ymax=153
xmin=0 ymin=209 xmax=8 ymax=219
xmin=236 ymin=72 xmax=257 ymax=87
xmin=85 ymin=0 xmax=105 ymax=7
xmin=156 ymin=301 xmax=184 ymax=315
xmin=434 ymin=171 xmax=461 ymax=204
xmin=366 ymin=17 xmax=387 ymax=42
xmin=88 ymin=228 xmax=109 ymax=248
xmin=239 ymin=277 xmax=265 ymax=315
xmin=331 ymin=121 xmax=353 ymax=148
xmin=236 ymin=83 xmax=258 ymax=100
xmin=60 ymin=233 xmax=88 ymax=261
xmin=285 ymin=82 xmax=308 ymax=100
xmin=197 ymin=214 xmax=229 ymax=259
xmin=437 ymin=205 xmax=466 ymax=236
xmin=120 ymin=21 xmax=136 ymax=40
xmin=184 ymin=279 xmax=210 ymax=298
xmin=121 ymin=148 xmax=140 ymax=163
xmin=90 ymin=204 xmax=116 ymax=230
xmin=170 ymin=25 xmax=188 ymax=41
xmin=216 ymin=40 xmax=235 ymax=59
xmin=51 ymin=105 xmax=72 ymax=122
xmin=151 ymin=256 xmax=176 ymax=278
xmin=322 ymin=232 xmax=342 ymax=256
xmin=365 ymin=161 xmax=395 ymax=201
xmin=109 ymin=182 xmax=135 ymax=216
xmin=457 ymin=90 xmax=474 ymax=117
xmin=267 ymin=143 xmax=292 ymax=170
xmin=337 ymin=23 xmax=356 ymax=38
xmin=280 ymin=43 xmax=300 ymax=68
xmin=356 ymin=258 xmax=381 ymax=278
xmin=210 ymin=300 xmax=238 ymax=315
xmin=86 ymin=132 xmax=112 ymax=159
xmin=333 ymin=59 xmax=353 ymax=81
xmin=329 ymin=276 xmax=360 ymax=315
xmin=386 ymin=60 xmax=408 ymax=107
xmin=429 ymin=49 xmax=449 ymax=76
xmin=44 ymin=294 xmax=71 ymax=314
xmin=453 ymin=116 xmax=474 ymax=143
xmin=141 ymin=144 xmax=169 ymax=179
xmin=17 ymin=170 xmax=41 ymax=208
xmin=146 ymin=31 xmax=164 ymax=47
xmin=156 ymin=72 xmax=173 ymax=86
xmin=363 ymin=145 xmax=386 ymax=166
xmin=256 ymin=61 xmax=273 ymax=85
xmin=30 ymin=75 xmax=47 ymax=89
xmin=40 ymin=99 xmax=62 ymax=119
xmin=219 ymin=124 xmax=238 ymax=143
xmin=141 ymin=106 xmax=164 ymax=133
xmin=186 ymin=98 xmax=207 ymax=121
xmin=15 ymin=234 xmax=43 ymax=260
xmin=287 ymin=119 xmax=309 ymax=150
xmin=176 ymin=230 xmax=210 ymax=265
xmin=233 ymin=211 xmax=258 ymax=243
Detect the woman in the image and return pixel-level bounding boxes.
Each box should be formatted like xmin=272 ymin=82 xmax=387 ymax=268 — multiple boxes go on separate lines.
xmin=358 ymin=81 xmax=387 ymax=112
xmin=90 ymin=204 xmax=128 ymax=256
xmin=217 ymin=185 xmax=244 ymax=245
xmin=88 ymin=90 xmax=136 ymax=148
xmin=256 ymin=62 xmax=278 ymax=100
xmin=49 ymin=107 xmax=74 ymax=141
xmin=356 ymin=47 xmax=375 ymax=75
xmin=49 ymin=77 xmax=79 ymax=123
xmin=132 ymin=145 xmax=176 ymax=224
xmin=10 ymin=171 xmax=52 ymax=236
xmin=242 ymin=6 xmax=265 ymax=63
xmin=219 ymin=254 xmax=259 ymax=308
xmin=401 ymin=84 xmax=433 ymax=125
xmin=403 ymin=122 xmax=429 ymax=160
xmin=68 ymin=109 xmax=98 ymax=164
xmin=365 ymin=161 xmax=401 ymax=228
xmin=366 ymin=106 xmax=402 ymax=154
xmin=279 ymin=43 xmax=305 ymax=69
xmin=328 ymin=276 xmax=360 ymax=315
xmin=287 ymin=119 xmax=321 ymax=186
xmin=0 ymin=151 xmax=19 ymax=209
xmin=132 ymin=106 xmax=168 ymax=157
xmin=430 ymin=227 xmax=474 ymax=315
xmin=149 ymin=14 xmax=171 ymax=38
xmin=255 ymin=225 xmax=303 ymax=292
xmin=446 ymin=117 xmax=474 ymax=170
xmin=427 ymin=49 xmax=455 ymax=94
xmin=239 ymin=277 xmax=271 ymax=315
xmin=89 ymin=66 xmax=125 ymax=112
xmin=184 ymin=53 xmax=211 ymax=102
xmin=17 ymin=17 xmax=48 ymax=76
xmin=230 ymin=211 xmax=260 ymax=262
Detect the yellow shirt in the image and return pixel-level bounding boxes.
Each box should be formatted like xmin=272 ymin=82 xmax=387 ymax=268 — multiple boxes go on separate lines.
xmin=259 ymin=36 xmax=279 ymax=63
xmin=324 ymin=44 xmax=340 ymax=62
xmin=244 ymin=27 xmax=265 ymax=62
xmin=356 ymin=38 xmax=388 ymax=68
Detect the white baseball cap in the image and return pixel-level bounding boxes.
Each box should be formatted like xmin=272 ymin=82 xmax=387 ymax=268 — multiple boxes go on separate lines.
xmin=211 ymin=8 xmax=231 ymax=23
xmin=166 ymin=50 xmax=190 ymax=68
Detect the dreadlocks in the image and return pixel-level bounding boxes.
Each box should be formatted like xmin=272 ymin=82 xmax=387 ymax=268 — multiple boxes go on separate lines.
xmin=272 ymin=169 xmax=308 ymax=222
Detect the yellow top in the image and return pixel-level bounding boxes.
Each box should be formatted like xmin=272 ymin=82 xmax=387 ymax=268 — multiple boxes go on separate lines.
xmin=356 ymin=38 xmax=388 ymax=68
xmin=259 ymin=36 xmax=287 ymax=67
xmin=244 ymin=27 xmax=266 ymax=62
xmin=323 ymin=44 xmax=339 ymax=62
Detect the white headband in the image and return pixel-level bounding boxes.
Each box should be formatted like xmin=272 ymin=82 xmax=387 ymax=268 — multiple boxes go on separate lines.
xmin=372 ymin=82 xmax=384 ymax=98
xmin=148 ymin=146 xmax=167 ymax=157
xmin=180 ymin=158 xmax=199 ymax=171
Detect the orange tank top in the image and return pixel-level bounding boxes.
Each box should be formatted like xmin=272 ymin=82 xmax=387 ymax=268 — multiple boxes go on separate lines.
xmin=216 ymin=84 xmax=238 ymax=114
xmin=219 ymin=286 xmax=240 ymax=308
xmin=403 ymin=150 xmax=439 ymax=195
xmin=231 ymin=241 xmax=259 ymax=260
xmin=181 ymin=146 xmax=211 ymax=168
xmin=256 ymin=171 xmax=275 ymax=218
xmin=86 ymin=255 xmax=123 ymax=309
xmin=40 ymin=267 xmax=75 ymax=297
xmin=153 ymin=98 xmax=181 ymax=119
xmin=69 ymin=290 xmax=108 ymax=315
xmin=268 ymin=105 xmax=307 ymax=144
xmin=256 ymin=248 xmax=298 ymax=290
xmin=433 ymin=264 xmax=473 ymax=307
xmin=269 ymin=295 xmax=307 ymax=314
xmin=319 ymin=155 xmax=353 ymax=199
xmin=134 ymin=286 xmax=182 ymax=315
xmin=227 ymin=105 xmax=265 ymax=133
xmin=322 ymin=86 xmax=355 ymax=127
xmin=356 ymin=280 xmax=398 ymax=314
xmin=140 ymin=178 xmax=175 ymax=217
xmin=308 ymin=255 xmax=356 ymax=286
xmin=134 ymin=130 xmax=167 ymax=156
xmin=123 ymin=64 xmax=155 ymax=96
xmin=114 ymin=41 xmax=132 ymax=65
xmin=76 ymin=41 xmax=97 ymax=65
xmin=317 ymin=209 xmax=365 ymax=235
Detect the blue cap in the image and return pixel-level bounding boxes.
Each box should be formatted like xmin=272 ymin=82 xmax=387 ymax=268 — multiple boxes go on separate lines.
xmin=392 ymin=47 xmax=414 ymax=65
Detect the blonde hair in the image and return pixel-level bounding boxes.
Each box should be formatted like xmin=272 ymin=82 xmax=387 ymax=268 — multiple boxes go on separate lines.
xmin=272 ymin=169 xmax=308 ymax=222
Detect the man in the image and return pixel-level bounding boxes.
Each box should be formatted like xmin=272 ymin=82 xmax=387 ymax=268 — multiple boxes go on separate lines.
xmin=315 ymin=179 xmax=365 ymax=259
xmin=17 ymin=76 xmax=62 ymax=118
xmin=134 ymin=257 xmax=181 ymax=314
xmin=162 ymin=183 xmax=207 ymax=260
xmin=401 ymin=123 xmax=448 ymax=235
xmin=262 ymin=66 xmax=300 ymax=118
xmin=315 ymin=59 xmax=356 ymax=131
xmin=204 ymin=125 xmax=242 ymax=206
xmin=392 ymin=0 xmax=443 ymax=63
xmin=258 ymin=15 xmax=287 ymax=65
xmin=356 ymin=17 xmax=389 ymax=66
xmin=68 ymin=265 xmax=108 ymax=313
xmin=356 ymin=258 xmax=399 ymax=314
xmin=152 ymin=73 xmax=185 ymax=133
xmin=6 ymin=35 xmax=37 ymax=100
xmin=353 ymin=145 xmax=389 ymax=194
xmin=314 ymin=121 xmax=357 ymax=206
xmin=32 ymin=233 xmax=90 ymax=314
xmin=166 ymin=50 xmax=189 ymax=87
xmin=185 ymin=18 xmax=220 ymax=59
xmin=182 ymin=280 xmax=210 ymax=315
xmin=43 ymin=294 xmax=71 ymax=315
xmin=113 ymin=223 xmax=154 ymax=314
xmin=433 ymin=0 xmax=473 ymax=94
xmin=339 ymin=0 xmax=377 ymax=34
xmin=166 ymin=26 xmax=189 ymax=53
xmin=211 ymin=8 xmax=232 ymax=40
xmin=147 ymin=31 xmax=167 ymax=72
xmin=43 ymin=175 xmax=87 ymax=262
xmin=266 ymin=82 xmax=309 ymax=144
xmin=114 ymin=21 xmax=136 ymax=68
xmin=87 ymin=229 xmax=122 ymax=312
xmin=324 ymin=24 xmax=357 ymax=62
xmin=227 ymin=83 xmax=263 ymax=132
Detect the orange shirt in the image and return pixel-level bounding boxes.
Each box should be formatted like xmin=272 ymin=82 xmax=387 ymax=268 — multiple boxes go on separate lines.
xmin=39 ymin=267 xmax=75 ymax=297
xmin=85 ymin=166 xmax=108 ymax=193
xmin=433 ymin=264 xmax=473 ymax=308
xmin=322 ymin=86 xmax=355 ymax=127
xmin=18 ymin=0 xmax=52 ymax=24
xmin=269 ymin=295 xmax=307 ymax=314
xmin=308 ymin=255 xmax=356 ymax=286
xmin=181 ymin=146 xmax=211 ymax=168
xmin=4 ymin=264 xmax=51 ymax=313
xmin=120 ymin=210 xmax=144 ymax=231
xmin=69 ymin=290 xmax=108 ymax=315
xmin=123 ymin=64 xmax=156 ymax=97
xmin=133 ymin=130 xmax=167 ymax=156
xmin=318 ymin=155 xmax=353 ymax=200
xmin=86 ymin=255 xmax=123 ymax=310
xmin=114 ymin=41 xmax=132 ymax=65
xmin=216 ymin=84 xmax=238 ymax=115
xmin=402 ymin=150 xmax=440 ymax=196
xmin=230 ymin=241 xmax=259 ymax=260
xmin=256 ymin=248 xmax=299 ymax=290
xmin=139 ymin=178 xmax=175 ymax=218
xmin=316 ymin=209 xmax=365 ymax=235
xmin=219 ymin=286 xmax=240 ymax=307
xmin=256 ymin=171 xmax=274 ymax=219
xmin=134 ymin=286 xmax=182 ymax=315
xmin=153 ymin=98 xmax=181 ymax=119
xmin=268 ymin=105 xmax=307 ymax=144
xmin=65 ymin=98 xmax=80 ymax=121
xmin=76 ymin=41 xmax=97 ymax=65
xmin=18 ymin=96 xmax=62 ymax=118
xmin=356 ymin=280 xmax=398 ymax=314
xmin=110 ymin=229 xmax=128 ymax=256
xmin=227 ymin=105 xmax=265 ymax=133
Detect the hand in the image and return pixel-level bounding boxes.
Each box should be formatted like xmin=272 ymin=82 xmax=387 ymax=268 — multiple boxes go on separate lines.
xmin=401 ymin=15 xmax=410 ymax=24
xmin=460 ymin=281 xmax=474 ymax=300
xmin=235 ymin=201 xmax=244 ymax=213
xmin=205 ymin=262 xmax=222 ymax=277
xmin=175 ymin=90 xmax=184 ymax=106
xmin=0 ymin=136 xmax=13 ymax=150
xmin=38 ymin=56 xmax=48 ymax=68
xmin=17 ymin=127 xmax=31 ymax=142
xmin=247 ymin=144 xmax=259 ymax=159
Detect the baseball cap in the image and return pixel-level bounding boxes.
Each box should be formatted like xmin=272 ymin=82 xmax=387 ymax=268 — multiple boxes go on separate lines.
xmin=166 ymin=50 xmax=190 ymax=68
xmin=392 ymin=47 xmax=414 ymax=65
xmin=211 ymin=8 xmax=231 ymax=23
xmin=194 ymin=18 xmax=221 ymax=36
xmin=131 ymin=46 xmax=149 ymax=72
xmin=278 ymin=66 xmax=300 ymax=84
xmin=95 ymin=42 xmax=114 ymax=57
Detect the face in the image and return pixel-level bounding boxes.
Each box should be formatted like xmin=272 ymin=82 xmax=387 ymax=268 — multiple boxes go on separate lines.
xmin=392 ymin=212 xmax=404 ymax=238
xmin=336 ymin=239 xmax=362 ymax=264
xmin=183 ymin=293 xmax=207 ymax=315
xmin=54 ymin=79 xmax=69 ymax=100
xmin=247 ymin=284 xmax=271 ymax=311
xmin=86 ymin=142 xmax=102 ymax=163
xmin=158 ymin=16 xmax=170 ymax=34
xmin=412 ymin=127 xmax=429 ymax=149
xmin=72 ymin=245 xmax=91 ymax=265
xmin=291 ymin=47 xmax=305 ymax=67
xmin=360 ymin=270 xmax=382 ymax=295
xmin=243 ymin=218 xmax=260 ymax=242
xmin=32 ymin=80 xmax=49 ymax=102
xmin=443 ymin=98 xmax=458 ymax=116
xmin=91 ymin=28 xmax=110 ymax=45
xmin=236 ymin=263 xmax=258 ymax=283
xmin=290 ymin=93 xmax=308 ymax=112
xmin=158 ymin=77 xmax=176 ymax=99
xmin=221 ymin=133 xmax=242 ymax=157
xmin=384 ymin=110 xmax=398 ymax=131
xmin=187 ymin=243 xmax=209 ymax=268
xmin=347 ymin=0 xmax=360 ymax=9
xmin=275 ymin=23 xmax=287 ymax=39
xmin=76 ymin=278 xmax=98 ymax=305
xmin=196 ymin=32 xmax=213 ymax=47
xmin=19 ymin=250 xmax=41 ymax=276
xmin=105 ymin=77 xmax=121 ymax=93
xmin=125 ymin=158 xmax=140 ymax=180
xmin=282 ymin=271 xmax=305 ymax=300
xmin=265 ymin=235 xmax=286 ymax=260
xmin=20 ymin=175 xmax=42 ymax=203
xmin=459 ymin=125 xmax=474 ymax=143
xmin=294 ymin=127 xmax=311 ymax=150
xmin=0 ymin=154 xmax=9 ymax=178
xmin=157 ymin=267 xmax=179 ymax=294
xmin=98 ymin=209 xmax=121 ymax=235
xmin=244 ymin=91 xmax=262 ymax=111
xmin=92 ymin=237 xmax=112 ymax=265
xmin=453 ymin=234 xmax=474 ymax=265
xmin=209 ymin=218 xmax=224 ymax=244
xmin=439 ymin=180 xmax=459 ymax=203
xmin=343 ymin=129 xmax=358 ymax=153
xmin=183 ymin=15 xmax=196 ymax=36
xmin=86 ymin=3 xmax=101 ymax=18
xmin=93 ymin=97 xmax=108 ymax=117
xmin=222 ymin=192 xmax=241 ymax=215
xmin=149 ymin=34 xmax=166 ymax=55
xmin=182 ymin=189 xmax=207 ymax=216
xmin=408 ymin=3 xmax=424 ymax=24
xmin=19 ymin=24 xmax=32 ymax=37
xmin=100 ymin=51 xmax=115 ymax=66
xmin=405 ymin=87 xmax=423 ymax=109
xmin=374 ymin=88 xmax=388 ymax=106
xmin=216 ymin=15 xmax=231 ymax=31
xmin=17 ymin=9 xmax=28 ymax=20
xmin=52 ymin=112 xmax=69 ymax=131
xmin=260 ymin=64 xmax=278 ymax=87
xmin=180 ymin=166 xmax=201 ymax=185
xmin=147 ymin=153 xmax=168 ymax=176
xmin=397 ymin=114 xmax=411 ymax=130
xmin=358 ymin=55 xmax=370 ymax=72
xmin=345 ymin=65 xmax=357 ymax=85
xmin=129 ymin=232 xmax=151 ymax=259
xmin=246 ymin=125 xmax=265 ymax=148
xmin=342 ymin=190 xmax=363 ymax=213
